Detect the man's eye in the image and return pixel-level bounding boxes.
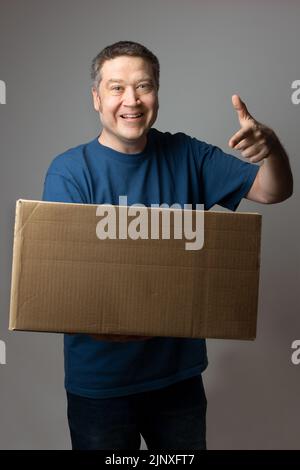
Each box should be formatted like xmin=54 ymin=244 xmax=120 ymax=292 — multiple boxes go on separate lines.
xmin=112 ymin=86 xmax=122 ymax=91
xmin=138 ymin=83 xmax=150 ymax=89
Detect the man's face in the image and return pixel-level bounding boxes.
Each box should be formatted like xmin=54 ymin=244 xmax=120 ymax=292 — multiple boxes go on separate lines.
xmin=92 ymin=55 xmax=159 ymax=153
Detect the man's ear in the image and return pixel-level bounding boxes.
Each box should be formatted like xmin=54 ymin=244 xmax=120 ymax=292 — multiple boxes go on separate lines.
xmin=91 ymin=87 xmax=101 ymax=112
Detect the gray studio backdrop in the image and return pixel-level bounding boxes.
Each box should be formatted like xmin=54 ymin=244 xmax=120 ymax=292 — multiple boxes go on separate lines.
xmin=0 ymin=0 xmax=299 ymax=450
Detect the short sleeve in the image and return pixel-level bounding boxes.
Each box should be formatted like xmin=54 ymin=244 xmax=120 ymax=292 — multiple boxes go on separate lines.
xmin=192 ymin=139 xmax=259 ymax=211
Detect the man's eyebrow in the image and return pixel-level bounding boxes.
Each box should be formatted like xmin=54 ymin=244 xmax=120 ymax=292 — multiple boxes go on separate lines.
xmin=106 ymin=78 xmax=154 ymax=85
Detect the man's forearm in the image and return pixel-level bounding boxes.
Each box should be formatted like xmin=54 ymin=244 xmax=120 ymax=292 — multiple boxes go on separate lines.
xmin=257 ymin=137 xmax=293 ymax=203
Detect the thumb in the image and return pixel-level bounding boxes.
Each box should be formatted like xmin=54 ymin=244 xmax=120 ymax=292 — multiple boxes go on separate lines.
xmin=232 ymin=94 xmax=253 ymax=125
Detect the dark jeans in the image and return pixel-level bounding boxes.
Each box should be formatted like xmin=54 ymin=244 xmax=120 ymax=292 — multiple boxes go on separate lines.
xmin=67 ymin=374 xmax=207 ymax=450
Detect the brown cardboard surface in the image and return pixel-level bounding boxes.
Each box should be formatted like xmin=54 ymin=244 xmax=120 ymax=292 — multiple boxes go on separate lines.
xmin=9 ymin=199 xmax=261 ymax=339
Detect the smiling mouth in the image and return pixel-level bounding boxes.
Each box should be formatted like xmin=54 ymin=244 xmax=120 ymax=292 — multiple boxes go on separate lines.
xmin=120 ymin=113 xmax=144 ymax=120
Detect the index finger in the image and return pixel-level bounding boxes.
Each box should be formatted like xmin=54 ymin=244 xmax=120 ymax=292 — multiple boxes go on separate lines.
xmin=229 ymin=127 xmax=253 ymax=148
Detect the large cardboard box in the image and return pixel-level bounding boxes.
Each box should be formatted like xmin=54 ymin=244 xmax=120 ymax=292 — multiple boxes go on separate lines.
xmin=9 ymin=199 xmax=261 ymax=339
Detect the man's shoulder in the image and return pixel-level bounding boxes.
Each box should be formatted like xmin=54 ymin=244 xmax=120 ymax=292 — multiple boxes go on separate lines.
xmin=151 ymin=127 xmax=190 ymax=144
xmin=150 ymin=127 xmax=210 ymax=156
xmin=46 ymin=138 xmax=96 ymax=175
xmin=151 ymin=127 xmax=211 ymax=147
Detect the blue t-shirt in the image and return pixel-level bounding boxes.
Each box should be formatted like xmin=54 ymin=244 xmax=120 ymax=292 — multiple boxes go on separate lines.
xmin=42 ymin=128 xmax=259 ymax=398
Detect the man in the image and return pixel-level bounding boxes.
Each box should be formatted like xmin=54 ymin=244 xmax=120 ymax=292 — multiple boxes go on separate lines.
xmin=42 ymin=41 xmax=293 ymax=450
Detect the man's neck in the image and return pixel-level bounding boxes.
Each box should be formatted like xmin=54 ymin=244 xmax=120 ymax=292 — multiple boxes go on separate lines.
xmin=98 ymin=131 xmax=147 ymax=154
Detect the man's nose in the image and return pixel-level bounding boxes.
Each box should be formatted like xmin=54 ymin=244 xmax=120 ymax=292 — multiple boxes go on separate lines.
xmin=123 ymin=86 xmax=140 ymax=106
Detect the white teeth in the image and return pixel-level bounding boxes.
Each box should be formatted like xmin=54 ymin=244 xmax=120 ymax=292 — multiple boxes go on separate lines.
xmin=121 ymin=113 xmax=143 ymax=118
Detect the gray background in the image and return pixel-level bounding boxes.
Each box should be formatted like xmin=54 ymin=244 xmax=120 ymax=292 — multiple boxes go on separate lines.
xmin=0 ymin=0 xmax=299 ymax=450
